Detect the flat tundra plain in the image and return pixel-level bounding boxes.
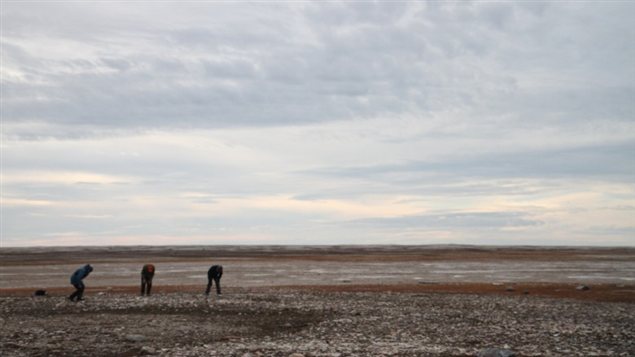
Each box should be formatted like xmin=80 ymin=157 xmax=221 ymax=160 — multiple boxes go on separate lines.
xmin=1 ymin=245 xmax=634 ymax=356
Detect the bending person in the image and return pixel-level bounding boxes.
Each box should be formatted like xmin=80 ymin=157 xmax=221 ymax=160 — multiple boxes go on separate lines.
xmin=205 ymin=265 xmax=223 ymax=296
xmin=69 ymin=264 xmax=93 ymax=302
xmin=141 ymin=264 xmax=155 ymax=296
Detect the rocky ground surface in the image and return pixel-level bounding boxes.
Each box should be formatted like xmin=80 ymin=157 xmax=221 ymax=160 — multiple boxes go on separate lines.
xmin=1 ymin=288 xmax=633 ymax=356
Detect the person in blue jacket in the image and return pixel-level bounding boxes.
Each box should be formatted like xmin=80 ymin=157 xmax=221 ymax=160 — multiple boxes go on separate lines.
xmin=69 ymin=264 xmax=93 ymax=302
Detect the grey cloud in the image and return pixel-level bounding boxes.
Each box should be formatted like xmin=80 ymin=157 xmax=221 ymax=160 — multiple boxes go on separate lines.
xmin=3 ymin=2 xmax=633 ymax=137
xmin=447 ymin=144 xmax=635 ymax=179
xmin=344 ymin=211 xmax=543 ymax=230
xmin=581 ymin=226 xmax=635 ymax=237
xmin=302 ymin=143 xmax=635 ymax=183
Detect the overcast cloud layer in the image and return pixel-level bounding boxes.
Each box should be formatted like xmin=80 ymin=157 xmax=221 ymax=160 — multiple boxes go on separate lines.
xmin=1 ymin=1 xmax=634 ymax=246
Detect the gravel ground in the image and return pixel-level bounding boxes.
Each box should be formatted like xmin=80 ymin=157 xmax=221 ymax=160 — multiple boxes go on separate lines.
xmin=1 ymin=289 xmax=633 ymax=356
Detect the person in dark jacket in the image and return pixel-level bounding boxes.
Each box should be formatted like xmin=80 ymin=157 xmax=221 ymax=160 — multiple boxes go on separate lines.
xmin=140 ymin=264 xmax=155 ymax=296
xmin=205 ymin=265 xmax=223 ymax=296
xmin=69 ymin=264 xmax=93 ymax=302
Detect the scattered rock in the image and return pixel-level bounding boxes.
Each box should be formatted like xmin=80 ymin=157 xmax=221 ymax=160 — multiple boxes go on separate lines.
xmin=1 ymin=290 xmax=632 ymax=356
xmin=505 ymin=286 xmax=515 ymax=292
xmin=576 ymin=285 xmax=590 ymax=291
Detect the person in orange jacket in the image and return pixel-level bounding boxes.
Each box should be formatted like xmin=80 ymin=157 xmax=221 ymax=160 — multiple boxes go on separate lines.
xmin=141 ymin=264 xmax=155 ymax=296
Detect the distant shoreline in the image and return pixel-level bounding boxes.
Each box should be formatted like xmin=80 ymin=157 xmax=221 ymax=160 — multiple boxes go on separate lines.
xmin=2 ymin=244 xmax=634 ymax=266
xmin=3 ymin=243 xmax=635 ymax=250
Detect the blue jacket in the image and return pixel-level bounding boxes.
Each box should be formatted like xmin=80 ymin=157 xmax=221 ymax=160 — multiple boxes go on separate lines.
xmin=70 ymin=264 xmax=93 ymax=285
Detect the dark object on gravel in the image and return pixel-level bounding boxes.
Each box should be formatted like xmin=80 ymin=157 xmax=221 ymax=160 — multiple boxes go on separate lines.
xmin=477 ymin=348 xmax=516 ymax=357
xmin=576 ymin=285 xmax=590 ymax=291
xmin=33 ymin=289 xmax=47 ymax=296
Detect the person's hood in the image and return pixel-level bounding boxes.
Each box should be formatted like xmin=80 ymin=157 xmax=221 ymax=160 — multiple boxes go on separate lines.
xmin=84 ymin=264 xmax=93 ymax=272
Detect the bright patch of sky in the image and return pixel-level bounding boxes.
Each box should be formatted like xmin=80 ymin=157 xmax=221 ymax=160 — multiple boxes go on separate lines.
xmin=1 ymin=1 xmax=634 ymax=246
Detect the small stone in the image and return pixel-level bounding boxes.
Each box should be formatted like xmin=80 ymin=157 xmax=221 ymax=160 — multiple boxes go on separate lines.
xmin=576 ymin=285 xmax=590 ymax=291
xmin=289 ymin=353 xmax=305 ymax=357
xmin=478 ymin=348 xmax=516 ymax=357
xmin=505 ymin=286 xmax=515 ymax=292
xmin=141 ymin=346 xmax=156 ymax=355
xmin=125 ymin=334 xmax=147 ymax=342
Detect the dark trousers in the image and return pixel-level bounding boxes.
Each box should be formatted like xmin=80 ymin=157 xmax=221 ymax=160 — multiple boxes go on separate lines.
xmin=205 ymin=277 xmax=221 ymax=295
xmin=141 ymin=274 xmax=154 ymax=296
xmin=69 ymin=282 xmax=85 ymax=301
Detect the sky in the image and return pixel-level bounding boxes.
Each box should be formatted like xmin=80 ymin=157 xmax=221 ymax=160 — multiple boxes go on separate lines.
xmin=1 ymin=1 xmax=634 ymax=247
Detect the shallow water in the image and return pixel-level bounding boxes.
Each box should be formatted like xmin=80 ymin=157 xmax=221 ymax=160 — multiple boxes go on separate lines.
xmin=2 ymin=259 xmax=634 ymax=289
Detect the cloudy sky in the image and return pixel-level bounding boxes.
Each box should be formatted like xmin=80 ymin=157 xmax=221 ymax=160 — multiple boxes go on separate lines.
xmin=1 ymin=1 xmax=634 ymax=247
